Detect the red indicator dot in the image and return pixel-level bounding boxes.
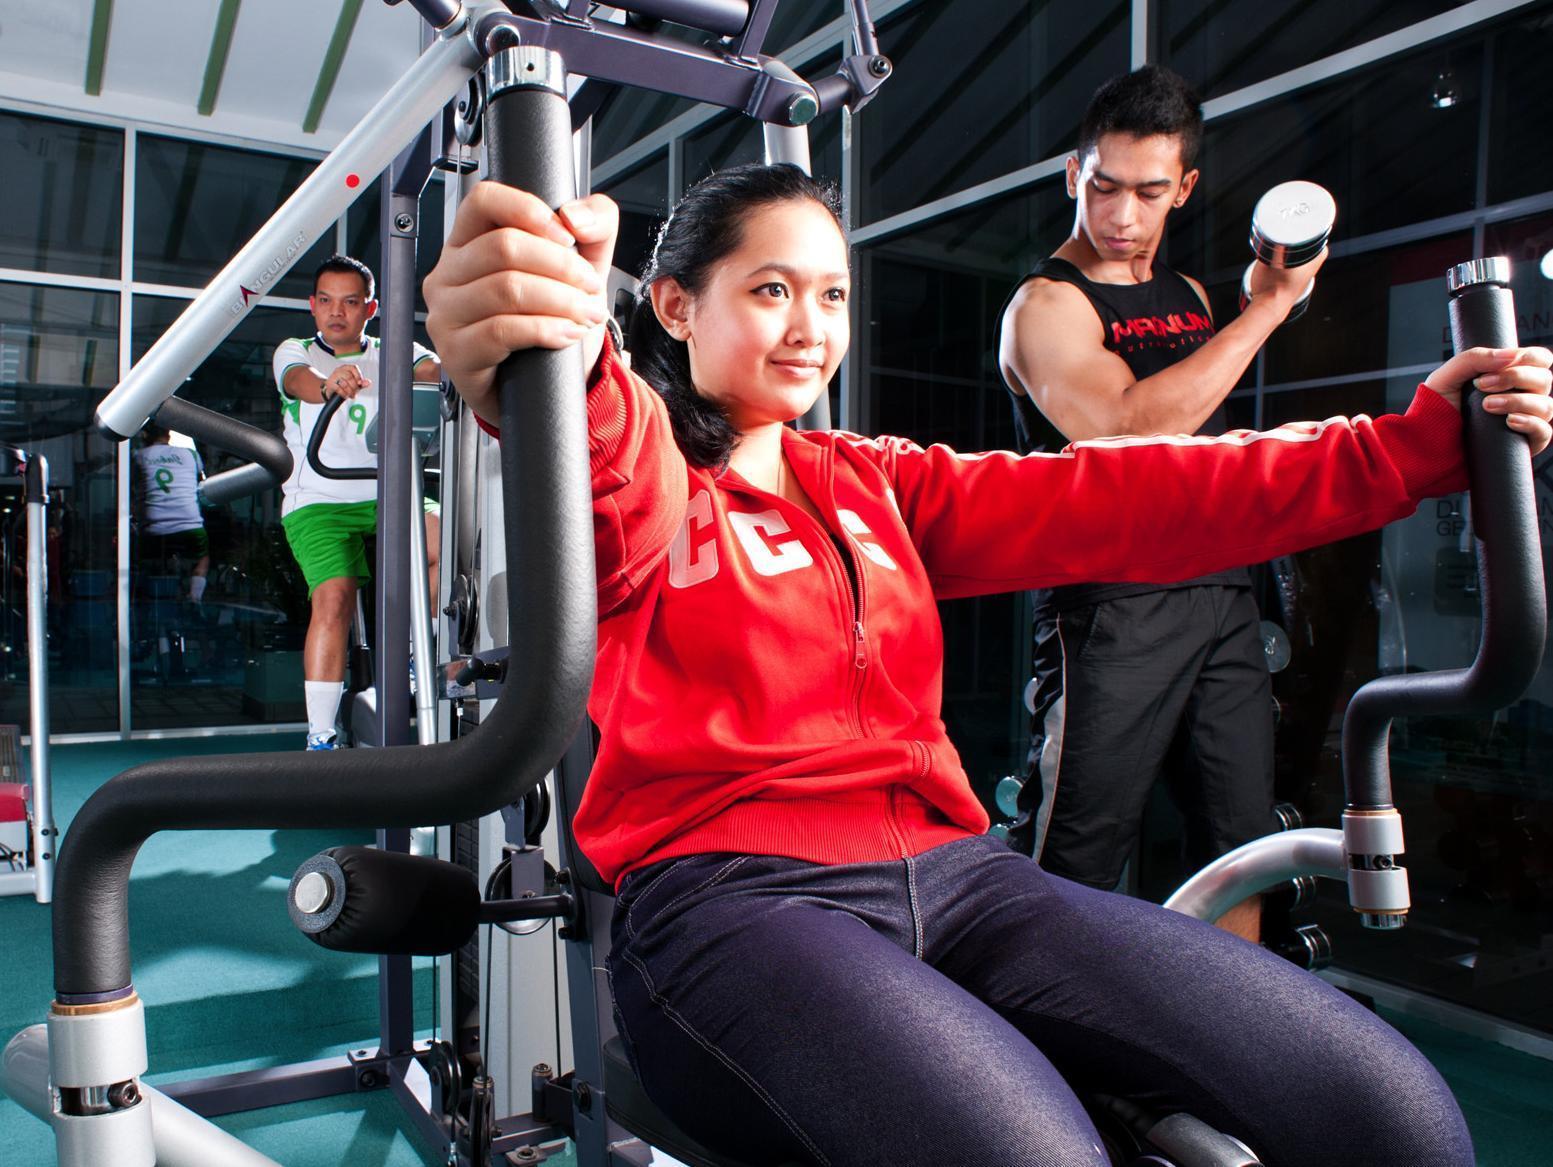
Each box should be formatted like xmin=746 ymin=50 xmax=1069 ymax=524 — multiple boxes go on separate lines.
xmin=346 ymin=173 xmax=360 ymax=189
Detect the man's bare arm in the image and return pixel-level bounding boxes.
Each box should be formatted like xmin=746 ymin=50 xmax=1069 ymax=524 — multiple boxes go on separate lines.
xmin=1001 ymin=263 xmax=1319 ymax=442
xmin=282 ymin=363 xmax=370 ymax=404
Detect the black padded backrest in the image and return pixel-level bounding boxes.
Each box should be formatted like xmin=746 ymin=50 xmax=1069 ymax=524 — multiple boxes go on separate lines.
xmin=555 ymin=723 xmax=611 ymax=895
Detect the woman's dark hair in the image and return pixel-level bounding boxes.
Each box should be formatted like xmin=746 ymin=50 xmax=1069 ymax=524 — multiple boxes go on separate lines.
xmin=1078 ymin=65 xmax=1203 ymax=171
xmin=627 ymin=163 xmax=844 ymax=470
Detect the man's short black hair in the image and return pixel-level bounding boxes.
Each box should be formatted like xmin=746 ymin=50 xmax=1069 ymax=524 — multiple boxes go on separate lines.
xmin=1078 ymin=65 xmax=1204 ymax=171
xmin=313 ymin=254 xmax=376 ymax=301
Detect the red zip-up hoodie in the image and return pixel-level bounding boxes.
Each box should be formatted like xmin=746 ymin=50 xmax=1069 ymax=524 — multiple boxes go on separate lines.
xmin=550 ymin=340 xmax=1467 ymax=889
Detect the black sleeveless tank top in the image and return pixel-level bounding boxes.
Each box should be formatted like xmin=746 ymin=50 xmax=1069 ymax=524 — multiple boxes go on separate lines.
xmin=999 ymin=256 xmax=1247 ymax=609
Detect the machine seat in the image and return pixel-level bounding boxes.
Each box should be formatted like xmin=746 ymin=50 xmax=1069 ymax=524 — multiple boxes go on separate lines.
xmin=601 ymin=1035 xmax=802 ymax=1167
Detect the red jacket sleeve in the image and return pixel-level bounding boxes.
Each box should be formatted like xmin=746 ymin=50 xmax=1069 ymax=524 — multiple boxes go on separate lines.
xmin=472 ymin=334 xmax=687 ymax=616
xmin=884 ymin=385 xmax=1467 ymax=600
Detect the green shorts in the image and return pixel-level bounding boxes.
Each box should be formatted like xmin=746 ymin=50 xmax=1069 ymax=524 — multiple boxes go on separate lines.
xmin=282 ymin=499 xmax=441 ymax=597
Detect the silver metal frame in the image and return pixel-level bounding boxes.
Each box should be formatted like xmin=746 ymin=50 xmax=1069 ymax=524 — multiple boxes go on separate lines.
xmin=0 ymin=452 xmax=57 ymax=903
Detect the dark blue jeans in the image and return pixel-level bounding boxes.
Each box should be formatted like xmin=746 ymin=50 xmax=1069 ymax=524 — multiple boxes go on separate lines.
xmin=607 ymin=834 xmax=1472 ymax=1167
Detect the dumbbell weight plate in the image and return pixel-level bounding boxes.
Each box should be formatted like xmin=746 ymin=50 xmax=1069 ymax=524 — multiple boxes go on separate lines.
xmin=1249 ymin=180 xmax=1336 ymax=269
xmin=1239 ymin=263 xmax=1315 ymax=322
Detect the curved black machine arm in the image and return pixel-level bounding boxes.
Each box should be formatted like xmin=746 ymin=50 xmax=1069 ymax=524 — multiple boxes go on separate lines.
xmin=151 ymin=395 xmax=295 ymax=504
xmin=1341 ymin=259 xmax=1548 ymax=810
xmin=51 ymin=54 xmax=595 ymax=1000
xmin=303 ymin=393 xmax=377 ymax=481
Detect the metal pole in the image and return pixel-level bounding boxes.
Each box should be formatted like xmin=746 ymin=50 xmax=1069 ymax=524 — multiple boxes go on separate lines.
xmin=4 ymin=1026 xmax=284 ymax=1167
xmin=409 ymin=449 xmax=437 ymax=746
xmin=24 ymin=454 xmax=55 ymax=904
xmin=375 ymin=124 xmax=435 ymax=751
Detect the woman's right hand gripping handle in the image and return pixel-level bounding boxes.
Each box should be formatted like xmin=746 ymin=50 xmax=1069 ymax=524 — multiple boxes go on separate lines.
xmin=424 ymin=182 xmax=620 ymax=427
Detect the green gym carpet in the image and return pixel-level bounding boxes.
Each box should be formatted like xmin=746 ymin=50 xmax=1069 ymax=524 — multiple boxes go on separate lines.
xmin=1 ymin=736 xmax=1550 ymax=1166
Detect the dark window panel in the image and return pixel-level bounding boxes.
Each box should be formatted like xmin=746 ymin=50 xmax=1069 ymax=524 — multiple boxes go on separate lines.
xmin=593 ymin=89 xmax=699 ymax=166
xmin=0 ymin=112 xmax=123 ymax=279
xmin=758 ymin=0 xmax=840 ymax=54
xmin=1482 ymin=217 xmax=1553 ymax=356
xmin=134 ymin=135 xmax=334 ymax=298
xmin=128 ymin=298 xmax=313 ymax=729
xmin=867 ymin=181 xmax=1072 ymax=437
xmin=598 ymin=153 xmax=670 ymax=284
xmin=1159 ymin=0 xmax=1463 ymax=99
xmin=684 ymin=113 xmax=766 ymax=190
xmin=1255 ymin=232 xmax=1473 ymax=386
xmin=0 ymin=283 xmax=121 ymax=733
xmin=1167 ymin=45 xmax=1482 ymax=282
xmin=858 ymin=0 xmax=1129 ymax=224
xmin=345 ymin=176 xmax=446 ymax=315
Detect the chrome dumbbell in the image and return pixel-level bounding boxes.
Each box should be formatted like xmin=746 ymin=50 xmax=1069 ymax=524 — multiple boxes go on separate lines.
xmin=1238 ymin=180 xmax=1336 ymax=324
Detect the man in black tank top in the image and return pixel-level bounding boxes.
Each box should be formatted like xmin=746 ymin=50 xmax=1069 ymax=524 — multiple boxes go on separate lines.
xmin=996 ymin=67 xmax=1325 ymax=941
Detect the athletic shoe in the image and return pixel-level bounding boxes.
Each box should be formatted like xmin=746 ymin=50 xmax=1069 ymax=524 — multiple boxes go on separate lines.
xmin=306 ymin=732 xmax=339 ymax=751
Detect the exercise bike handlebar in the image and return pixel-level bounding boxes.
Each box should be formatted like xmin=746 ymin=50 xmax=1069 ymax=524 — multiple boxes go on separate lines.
xmin=1340 ymin=259 xmax=1547 ymax=811
xmin=151 ymin=395 xmax=295 ymax=504
xmin=51 ymin=53 xmax=595 ymax=999
xmin=304 ymin=393 xmax=378 ymax=481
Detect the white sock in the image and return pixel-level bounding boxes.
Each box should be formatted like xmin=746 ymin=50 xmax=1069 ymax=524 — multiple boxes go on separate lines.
xmin=189 ymin=575 xmax=207 ymax=602
xmin=305 ymin=681 xmax=345 ymax=738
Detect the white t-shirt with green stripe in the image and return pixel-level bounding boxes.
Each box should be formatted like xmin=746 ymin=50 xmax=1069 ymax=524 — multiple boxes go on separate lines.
xmin=132 ymin=444 xmax=204 ymax=534
xmin=272 ymin=334 xmax=433 ymax=515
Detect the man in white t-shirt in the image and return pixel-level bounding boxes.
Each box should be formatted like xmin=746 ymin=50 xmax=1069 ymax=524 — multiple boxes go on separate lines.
xmin=274 ymin=254 xmax=441 ymax=749
xmin=132 ymin=421 xmax=210 ymax=602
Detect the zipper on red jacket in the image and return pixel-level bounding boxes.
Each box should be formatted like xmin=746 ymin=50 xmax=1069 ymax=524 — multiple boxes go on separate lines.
xmin=825 ymin=530 xmax=870 ymax=737
xmin=739 ymin=458 xmax=869 ymax=722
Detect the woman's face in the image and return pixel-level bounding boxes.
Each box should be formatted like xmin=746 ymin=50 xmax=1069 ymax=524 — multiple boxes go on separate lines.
xmin=661 ymin=198 xmax=850 ymax=431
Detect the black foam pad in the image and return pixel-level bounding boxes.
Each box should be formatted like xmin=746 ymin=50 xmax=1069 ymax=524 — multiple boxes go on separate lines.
xmin=290 ymin=845 xmax=480 ymax=956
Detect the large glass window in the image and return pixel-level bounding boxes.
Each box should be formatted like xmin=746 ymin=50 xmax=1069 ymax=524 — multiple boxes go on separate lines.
xmin=1487 ymin=12 xmax=1553 ymax=206
xmin=1166 ymin=43 xmax=1482 ymax=282
xmin=759 ymin=0 xmax=842 ymax=54
xmin=593 ymin=90 xmax=699 ymax=167
xmin=0 ymin=112 xmax=123 ymax=279
xmin=1159 ymin=0 xmax=1464 ymax=99
xmin=128 ymin=299 xmax=311 ymax=730
xmin=134 ymin=135 xmax=333 ymax=296
xmin=857 ymin=0 xmax=1130 ymax=224
xmin=0 ymin=282 xmax=121 ymax=734
xmin=597 ymin=153 xmax=670 ymax=286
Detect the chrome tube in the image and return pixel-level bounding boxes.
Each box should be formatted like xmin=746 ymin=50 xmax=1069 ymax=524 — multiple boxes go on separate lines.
xmin=1163 ymin=829 xmax=1347 ymax=924
xmin=2 ymin=1026 xmax=283 ymax=1167
xmin=762 ymin=122 xmax=811 ymax=172
xmin=24 ymin=456 xmax=54 ymax=904
xmin=409 ymin=450 xmax=437 ymax=747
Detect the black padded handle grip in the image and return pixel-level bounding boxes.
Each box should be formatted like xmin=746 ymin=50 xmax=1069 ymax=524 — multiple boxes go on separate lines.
xmin=303 ymin=393 xmax=377 ymax=480
xmin=153 ymin=395 xmax=294 ymax=486
xmin=1341 ymin=263 xmax=1547 ymax=807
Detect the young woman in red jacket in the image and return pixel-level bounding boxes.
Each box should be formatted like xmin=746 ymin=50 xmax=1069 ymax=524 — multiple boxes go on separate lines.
xmin=427 ymin=164 xmax=1552 ymax=1167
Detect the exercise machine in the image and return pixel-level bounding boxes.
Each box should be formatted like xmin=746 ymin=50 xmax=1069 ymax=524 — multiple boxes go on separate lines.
xmin=0 ymin=2 xmax=886 ymax=1164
